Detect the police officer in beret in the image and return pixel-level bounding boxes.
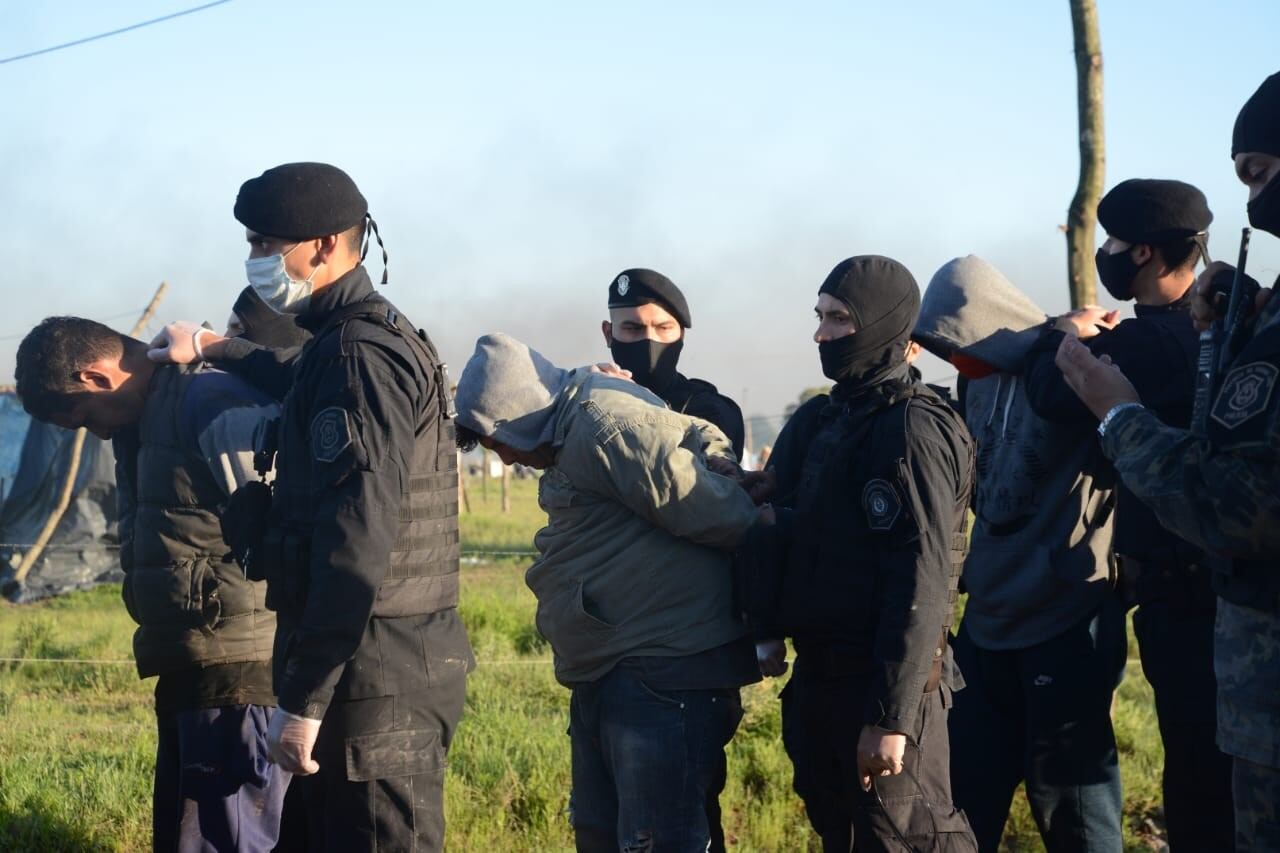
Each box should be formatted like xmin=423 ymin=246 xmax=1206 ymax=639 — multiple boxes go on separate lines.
xmin=1021 ymin=179 xmax=1232 ymax=850
xmin=150 ymin=162 xmax=473 ymax=852
xmin=603 ymin=268 xmax=746 ymax=460
xmin=743 ymin=256 xmax=978 ymax=851
xmin=1055 ymin=72 xmax=1280 ymax=851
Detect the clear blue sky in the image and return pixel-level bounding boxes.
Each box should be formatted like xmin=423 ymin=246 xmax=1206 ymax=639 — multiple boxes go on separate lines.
xmin=2 ymin=0 xmax=1278 ymax=419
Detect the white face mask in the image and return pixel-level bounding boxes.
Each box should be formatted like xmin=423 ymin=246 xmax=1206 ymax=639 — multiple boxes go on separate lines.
xmin=244 ymin=243 xmax=320 ymax=315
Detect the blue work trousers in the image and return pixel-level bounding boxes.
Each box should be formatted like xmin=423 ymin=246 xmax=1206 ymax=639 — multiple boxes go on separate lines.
xmin=153 ymin=704 xmax=289 ymax=853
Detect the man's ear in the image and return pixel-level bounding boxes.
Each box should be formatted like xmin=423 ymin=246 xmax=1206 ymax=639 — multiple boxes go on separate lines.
xmin=1132 ymin=244 xmax=1154 ymax=266
xmin=313 ymin=234 xmax=341 ymax=264
xmin=74 ymin=367 xmax=115 ymax=392
xmin=601 ymin=320 xmax=613 ymax=347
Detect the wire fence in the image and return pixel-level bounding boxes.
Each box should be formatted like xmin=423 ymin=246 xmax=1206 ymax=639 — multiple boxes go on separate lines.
xmin=0 ymin=656 xmax=552 ymax=668
xmin=0 ymin=542 xmax=538 ymax=559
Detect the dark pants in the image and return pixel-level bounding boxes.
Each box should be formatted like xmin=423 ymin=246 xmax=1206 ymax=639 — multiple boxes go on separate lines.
xmin=949 ymin=598 xmax=1127 ymax=853
xmin=568 ymin=663 xmax=744 ymax=853
xmin=273 ymin=677 xmax=467 ymax=853
xmin=1132 ymin=599 xmax=1235 ymax=851
xmin=781 ymin=671 xmax=976 ymax=853
xmin=1233 ymin=757 xmax=1280 ymax=852
xmin=153 ymin=704 xmax=289 ymax=853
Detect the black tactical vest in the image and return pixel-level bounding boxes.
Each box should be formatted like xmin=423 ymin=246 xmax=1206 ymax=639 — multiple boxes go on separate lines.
xmin=121 ymin=364 xmax=273 ymax=677
xmin=777 ymin=379 xmax=971 ymax=656
xmin=263 ymin=299 xmax=460 ymax=619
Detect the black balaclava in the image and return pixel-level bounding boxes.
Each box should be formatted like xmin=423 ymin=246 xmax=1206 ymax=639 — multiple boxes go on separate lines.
xmin=1234 ymin=72 xmax=1280 ymax=237
xmin=609 ymin=337 xmax=683 ymax=392
xmin=817 ymin=255 xmax=921 ymax=393
xmin=231 ymin=286 xmax=313 ymax=349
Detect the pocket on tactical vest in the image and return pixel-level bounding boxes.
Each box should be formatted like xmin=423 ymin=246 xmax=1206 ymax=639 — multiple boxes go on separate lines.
xmin=344 ymin=727 xmax=445 ymax=782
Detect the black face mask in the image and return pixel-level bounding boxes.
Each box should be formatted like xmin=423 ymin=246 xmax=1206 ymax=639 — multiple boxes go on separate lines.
xmin=1095 ymin=247 xmax=1143 ymax=301
xmin=610 ymin=337 xmax=683 ymax=392
xmin=818 ymin=333 xmax=909 ymax=389
xmin=1248 ymin=173 xmax=1280 ymax=237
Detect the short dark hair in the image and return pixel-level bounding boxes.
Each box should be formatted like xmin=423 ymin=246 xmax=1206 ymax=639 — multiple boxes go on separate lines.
xmin=15 ymin=317 xmax=134 ymax=421
xmin=455 ymin=423 xmax=481 ymax=453
xmin=1150 ymin=237 xmax=1202 ymax=273
xmin=344 ymin=221 xmax=365 ymax=254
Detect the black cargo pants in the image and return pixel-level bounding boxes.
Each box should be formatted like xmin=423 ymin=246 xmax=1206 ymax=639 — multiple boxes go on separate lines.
xmin=781 ymin=666 xmax=977 ymax=853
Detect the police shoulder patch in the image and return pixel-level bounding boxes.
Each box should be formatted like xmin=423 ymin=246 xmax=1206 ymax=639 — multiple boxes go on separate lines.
xmin=310 ymin=406 xmax=353 ymax=463
xmin=862 ymin=478 xmax=901 ymax=532
xmin=1211 ymin=361 xmax=1279 ymax=430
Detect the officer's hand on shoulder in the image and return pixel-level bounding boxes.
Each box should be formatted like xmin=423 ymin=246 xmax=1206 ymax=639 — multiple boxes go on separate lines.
xmin=1059 ymin=306 xmax=1120 ymax=339
xmin=148 ymin=321 xmax=225 ymax=365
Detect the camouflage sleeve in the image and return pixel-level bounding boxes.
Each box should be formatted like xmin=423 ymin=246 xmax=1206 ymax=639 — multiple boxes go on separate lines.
xmin=1101 ymin=405 xmax=1280 ymax=558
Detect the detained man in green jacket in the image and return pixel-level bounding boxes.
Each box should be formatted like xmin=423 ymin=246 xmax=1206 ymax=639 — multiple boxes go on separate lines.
xmin=452 ymin=333 xmax=769 ymax=853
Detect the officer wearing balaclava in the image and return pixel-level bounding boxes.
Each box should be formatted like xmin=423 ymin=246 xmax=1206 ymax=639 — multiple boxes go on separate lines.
xmin=147 ymin=162 xmax=472 ymax=853
xmin=743 ymin=255 xmax=978 ymax=852
xmin=1019 ymin=180 xmax=1232 ymax=852
xmin=1054 ymin=70 xmax=1280 ymax=851
xmin=602 ymin=268 xmax=746 ymax=460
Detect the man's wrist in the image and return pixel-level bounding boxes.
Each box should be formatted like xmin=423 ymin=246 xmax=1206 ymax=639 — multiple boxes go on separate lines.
xmin=1098 ymin=402 xmax=1144 ymax=438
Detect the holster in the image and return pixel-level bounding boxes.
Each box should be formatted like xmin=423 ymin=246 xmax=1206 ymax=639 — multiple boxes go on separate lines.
xmin=220 ymin=481 xmax=273 ymax=579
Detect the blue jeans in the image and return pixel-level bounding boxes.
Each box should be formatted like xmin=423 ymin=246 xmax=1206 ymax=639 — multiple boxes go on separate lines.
xmin=949 ymin=597 xmax=1127 ymax=853
xmin=567 ymin=663 xmax=743 ymax=853
xmin=153 ymin=704 xmax=289 ymax=853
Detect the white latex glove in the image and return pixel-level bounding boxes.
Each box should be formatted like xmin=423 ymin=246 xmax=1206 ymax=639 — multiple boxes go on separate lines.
xmin=148 ymin=321 xmax=220 ymax=364
xmin=756 ymin=639 xmax=788 ymax=677
xmin=267 ymin=708 xmax=322 ymax=775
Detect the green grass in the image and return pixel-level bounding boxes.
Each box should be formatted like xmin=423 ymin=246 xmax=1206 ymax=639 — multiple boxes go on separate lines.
xmin=0 ymin=476 xmax=1170 ymax=852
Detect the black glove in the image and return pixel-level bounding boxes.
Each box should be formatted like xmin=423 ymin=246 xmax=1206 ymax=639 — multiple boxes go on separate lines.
xmin=1206 ymin=266 xmax=1262 ymax=320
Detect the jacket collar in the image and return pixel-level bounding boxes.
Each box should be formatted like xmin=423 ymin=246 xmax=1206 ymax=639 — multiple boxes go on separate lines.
xmin=298 ymin=265 xmax=375 ymax=331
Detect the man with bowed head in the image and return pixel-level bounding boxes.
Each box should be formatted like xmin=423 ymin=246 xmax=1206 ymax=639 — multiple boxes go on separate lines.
xmin=1055 ymin=71 xmax=1280 ymax=851
xmin=450 ymin=332 xmax=769 ymax=852
xmin=744 ymin=255 xmax=978 ymax=851
xmin=149 ymin=162 xmax=472 ymax=852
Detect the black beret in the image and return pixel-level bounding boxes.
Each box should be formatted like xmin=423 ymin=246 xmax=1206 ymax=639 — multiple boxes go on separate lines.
xmin=818 ymin=255 xmax=920 ymax=329
xmin=1233 ymin=71 xmax=1280 ymax=159
xmin=607 ymin=268 xmax=692 ymax=328
xmin=1097 ymin=179 xmax=1212 ymax=244
xmin=234 ymin=162 xmax=368 ymax=240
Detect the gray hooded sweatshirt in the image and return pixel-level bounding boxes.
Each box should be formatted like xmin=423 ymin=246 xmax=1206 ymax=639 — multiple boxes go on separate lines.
xmin=454 ymin=334 xmax=761 ymax=685
xmin=915 ymin=256 xmax=1115 ymax=650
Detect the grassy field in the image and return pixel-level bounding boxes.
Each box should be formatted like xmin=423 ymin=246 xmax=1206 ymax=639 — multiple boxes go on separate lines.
xmin=0 ymin=476 xmax=1167 ymax=851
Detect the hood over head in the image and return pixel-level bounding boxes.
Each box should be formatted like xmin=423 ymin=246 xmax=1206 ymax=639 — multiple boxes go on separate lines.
xmin=914 ymin=255 xmax=1048 ymax=373
xmin=453 ymin=333 xmax=572 ymax=451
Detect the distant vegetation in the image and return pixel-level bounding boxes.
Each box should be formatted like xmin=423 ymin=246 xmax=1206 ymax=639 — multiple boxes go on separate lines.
xmin=0 ymin=476 xmax=1167 ymax=851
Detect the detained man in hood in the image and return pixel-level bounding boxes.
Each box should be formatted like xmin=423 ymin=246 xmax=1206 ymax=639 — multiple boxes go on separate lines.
xmin=914 ymin=256 xmax=1124 ymax=853
xmin=1054 ymin=70 xmax=1280 ymax=851
xmin=452 ymin=333 xmax=768 ymax=853
xmin=602 ymin=268 xmax=746 ymax=460
xmin=1021 ymin=180 xmax=1233 ymax=851
xmin=743 ymin=256 xmax=977 ymax=852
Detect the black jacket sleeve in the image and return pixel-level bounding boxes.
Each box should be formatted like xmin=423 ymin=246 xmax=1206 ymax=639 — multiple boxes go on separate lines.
xmin=211 ymin=337 xmax=302 ymax=401
xmin=683 ymin=391 xmax=746 ymax=461
xmin=1023 ymin=318 xmax=1176 ymax=425
xmin=274 ymin=332 xmax=423 ymax=718
xmin=865 ymin=402 xmax=968 ymax=736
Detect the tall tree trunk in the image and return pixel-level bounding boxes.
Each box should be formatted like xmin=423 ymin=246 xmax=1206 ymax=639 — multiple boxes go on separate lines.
xmin=1067 ymin=0 xmax=1104 ymax=309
